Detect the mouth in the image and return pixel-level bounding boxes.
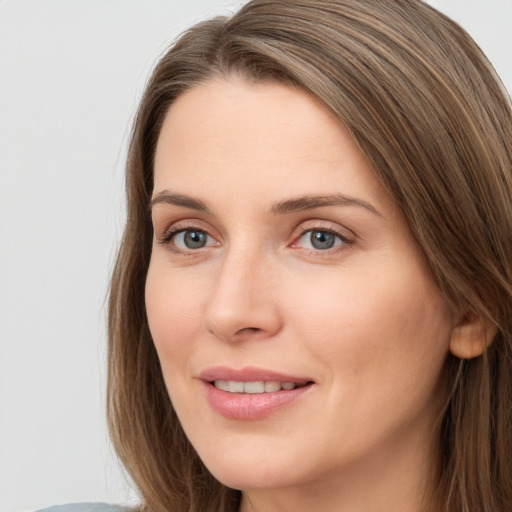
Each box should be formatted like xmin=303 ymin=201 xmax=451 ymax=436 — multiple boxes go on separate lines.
xmin=200 ymin=367 xmax=315 ymax=420
xmin=211 ymin=380 xmax=310 ymax=393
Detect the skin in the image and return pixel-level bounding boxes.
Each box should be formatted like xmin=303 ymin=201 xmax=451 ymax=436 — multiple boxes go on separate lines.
xmin=145 ymin=78 xmax=457 ymax=512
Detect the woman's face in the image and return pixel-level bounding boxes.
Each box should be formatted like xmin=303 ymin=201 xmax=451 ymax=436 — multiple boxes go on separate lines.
xmin=146 ymin=79 xmax=455 ymax=503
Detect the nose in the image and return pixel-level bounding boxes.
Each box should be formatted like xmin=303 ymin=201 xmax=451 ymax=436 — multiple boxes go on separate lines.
xmin=203 ymin=247 xmax=283 ymax=343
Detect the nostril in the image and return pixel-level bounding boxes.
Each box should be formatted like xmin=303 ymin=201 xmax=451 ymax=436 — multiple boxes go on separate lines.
xmin=236 ymin=327 xmax=261 ymax=335
xmin=231 ymin=327 xmax=262 ymax=338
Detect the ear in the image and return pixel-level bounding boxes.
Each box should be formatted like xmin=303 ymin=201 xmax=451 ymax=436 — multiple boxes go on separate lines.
xmin=449 ymin=310 xmax=497 ymax=359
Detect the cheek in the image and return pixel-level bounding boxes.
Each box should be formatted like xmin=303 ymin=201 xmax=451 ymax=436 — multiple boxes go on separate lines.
xmin=145 ymin=261 xmax=206 ymax=368
xmin=289 ymin=262 xmax=452 ymax=391
xmin=285 ymin=265 xmax=452 ymax=456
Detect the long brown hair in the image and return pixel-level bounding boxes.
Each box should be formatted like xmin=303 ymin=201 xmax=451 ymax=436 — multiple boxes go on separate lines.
xmin=107 ymin=1 xmax=512 ymax=511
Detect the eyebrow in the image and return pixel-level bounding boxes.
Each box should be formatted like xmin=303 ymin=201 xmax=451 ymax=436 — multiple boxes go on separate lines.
xmin=271 ymin=194 xmax=382 ymax=216
xmin=149 ymin=191 xmax=381 ymax=217
xmin=149 ymin=191 xmax=210 ymax=213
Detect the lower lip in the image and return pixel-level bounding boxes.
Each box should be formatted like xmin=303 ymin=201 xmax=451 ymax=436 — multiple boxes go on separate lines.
xmin=203 ymin=382 xmax=313 ymax=420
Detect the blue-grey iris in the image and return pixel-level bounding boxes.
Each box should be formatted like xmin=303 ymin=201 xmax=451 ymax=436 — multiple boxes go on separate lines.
xmin=310 ymin=231 xmax=335 ymax=250
xmin=184 ymin=230 xmax=207 ymax=249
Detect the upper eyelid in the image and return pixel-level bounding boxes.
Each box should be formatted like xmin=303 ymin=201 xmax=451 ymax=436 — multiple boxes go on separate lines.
xmin=159 ymin=223 xmax=214 ymax=244
xmin=293 ymin=219 xmax=355 ymax=238
xmin=296 ymin=223 xmax=344 ymax=234
xmin=157 ymin=218 xmax=216 ymax=236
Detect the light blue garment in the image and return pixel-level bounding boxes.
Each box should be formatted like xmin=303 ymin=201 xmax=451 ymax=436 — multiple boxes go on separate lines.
xmin=37 ymin=503 xmax=133 ymax=512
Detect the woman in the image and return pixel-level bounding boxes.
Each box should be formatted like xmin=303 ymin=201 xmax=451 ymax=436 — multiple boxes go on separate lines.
xmin=106 ymin=0 xmax=512 ymax=511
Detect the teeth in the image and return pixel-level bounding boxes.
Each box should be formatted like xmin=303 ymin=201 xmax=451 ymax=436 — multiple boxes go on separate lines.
xmin=213 ymin=380 xmax=301 ymax=393
xmin=228 ymin=381 xmax=244 ymax=393
xmin=244 ymin=381 xmax=265 ymax=393
xmin=214 ymin=380 xmax=229 ymax=391
xmin=264 ymin=381 xmax=281 ymax=392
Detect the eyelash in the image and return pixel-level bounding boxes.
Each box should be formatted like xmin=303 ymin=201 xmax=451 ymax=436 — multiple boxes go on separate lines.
xmin=157 ymin=222 xmax=354 ymax=256
xmin=292 ymin=225 xmax=354 ymax=255
xmin=158 ymin=223 xmax=215 ymax=253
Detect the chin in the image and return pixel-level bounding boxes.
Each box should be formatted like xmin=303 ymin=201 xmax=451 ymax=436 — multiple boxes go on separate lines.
xmin=212 ymin=470 xmax=297 ymax=492
xmin=200 ymin=451 xmax=304 ymax=491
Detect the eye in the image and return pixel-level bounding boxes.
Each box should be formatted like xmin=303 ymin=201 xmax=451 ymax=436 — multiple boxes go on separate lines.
xmin=176 ymin=229 xmax=211 ymax=249
xmin=296 ymin=229 xmax=347 ymax=251
xmin=161 ymin=228 xmax=218 ymax=251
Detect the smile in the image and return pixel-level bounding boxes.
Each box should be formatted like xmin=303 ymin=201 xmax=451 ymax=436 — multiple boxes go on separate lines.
xmin=213 ymin=380 xmax=304 ymax=393
xmin=199 ymin=367 xmax=314 ymax=419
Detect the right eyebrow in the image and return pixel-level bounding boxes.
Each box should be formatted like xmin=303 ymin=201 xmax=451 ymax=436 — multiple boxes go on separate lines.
xmin=149 ymin=191 xmax=210 ymax=213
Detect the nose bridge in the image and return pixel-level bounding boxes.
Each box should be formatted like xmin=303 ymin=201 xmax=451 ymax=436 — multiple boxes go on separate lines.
xmin=204 ymin=238 xmax=280 ymax=341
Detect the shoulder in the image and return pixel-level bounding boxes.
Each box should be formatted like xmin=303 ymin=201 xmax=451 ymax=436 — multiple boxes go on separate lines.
xmin=36 ymin=504 xmax=134 ymax=512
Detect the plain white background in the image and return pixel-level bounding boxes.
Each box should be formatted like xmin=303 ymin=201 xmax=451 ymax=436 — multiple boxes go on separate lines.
xmin=0 ymin=1 xmax=510 ymax=512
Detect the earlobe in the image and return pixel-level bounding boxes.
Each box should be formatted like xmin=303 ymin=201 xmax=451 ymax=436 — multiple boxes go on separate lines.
xmin=449 ymin=310 xmax=497 ymax=359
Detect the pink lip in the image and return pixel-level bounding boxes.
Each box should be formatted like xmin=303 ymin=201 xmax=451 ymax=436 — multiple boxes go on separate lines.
xmin=199 ymin=366 xmax=314 ymax=420
xmin=199 ymin=365 xmax=311 ymax=384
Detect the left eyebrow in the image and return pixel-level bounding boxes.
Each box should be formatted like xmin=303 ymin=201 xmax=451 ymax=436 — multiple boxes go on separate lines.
xmin=270 ymin=194 xmax=382 ymax=216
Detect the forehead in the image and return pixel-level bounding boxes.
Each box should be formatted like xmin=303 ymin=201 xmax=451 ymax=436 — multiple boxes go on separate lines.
xmin=153 ymin=78 xmax=392 ymax=215
xmin=156 ymin=78 xmax=345 ymax=161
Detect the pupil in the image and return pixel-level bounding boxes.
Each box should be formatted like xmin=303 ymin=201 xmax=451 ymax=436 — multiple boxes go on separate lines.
xmin=310 ymin=231 xmax=335 ymax=250
xmin=184 ymin=230 xmax=206 ymax=249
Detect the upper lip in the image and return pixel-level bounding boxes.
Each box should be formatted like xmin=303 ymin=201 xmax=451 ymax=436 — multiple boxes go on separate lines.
xmin=199 ymin=366 xmax=313 ymax=384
